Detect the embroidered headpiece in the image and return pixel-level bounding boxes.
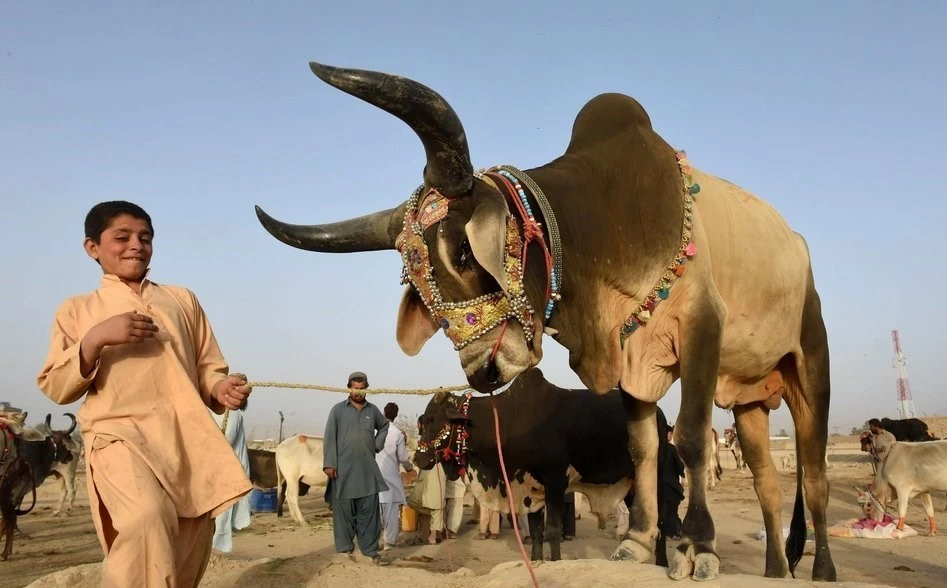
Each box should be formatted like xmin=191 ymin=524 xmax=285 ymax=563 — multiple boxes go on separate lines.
xmin=395 ymin=185 xmax=536 ymax=350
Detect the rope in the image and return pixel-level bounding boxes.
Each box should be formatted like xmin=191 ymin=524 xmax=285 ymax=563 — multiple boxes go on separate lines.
xmin=490 ymin=395 xmax=540 ymax=588
xmin=245 ymin=381 xmax=471 ymax=396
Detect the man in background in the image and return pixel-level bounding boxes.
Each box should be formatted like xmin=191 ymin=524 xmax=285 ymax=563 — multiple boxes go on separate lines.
xmin=323 ymin=371 xmax=390 ymax=564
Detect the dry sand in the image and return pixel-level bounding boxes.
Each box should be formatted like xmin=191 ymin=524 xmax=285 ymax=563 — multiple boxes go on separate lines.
xmin=5 ymin=440 xmax=945 ymax=588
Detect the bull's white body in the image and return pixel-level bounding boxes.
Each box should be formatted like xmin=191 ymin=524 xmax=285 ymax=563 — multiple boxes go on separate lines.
xmin=275 ymin=434 xmax=329 ymax=525
xmin=872 ymin=440 xmax=947 ymax=535
xmin=468 ymin=465 xmax=632 ymax=530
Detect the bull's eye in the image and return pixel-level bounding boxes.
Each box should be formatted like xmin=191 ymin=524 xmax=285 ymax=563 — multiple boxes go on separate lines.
xmin=457 ymin=239 xmax=473 ymax=270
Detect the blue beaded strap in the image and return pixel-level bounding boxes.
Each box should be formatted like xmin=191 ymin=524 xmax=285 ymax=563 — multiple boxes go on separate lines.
xmin=492 ymin=167 xmax=562 ymax=321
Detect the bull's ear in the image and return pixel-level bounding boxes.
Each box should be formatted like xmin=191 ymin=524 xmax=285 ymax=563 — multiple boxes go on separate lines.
xmin=396 ymin=286 xmax=438 ymax=356
xmin=465 ymin=197 xmax=510 ymax=293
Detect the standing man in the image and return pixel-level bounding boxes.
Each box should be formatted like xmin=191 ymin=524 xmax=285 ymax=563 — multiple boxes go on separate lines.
xmin=376 ymin=402 xmax=413 ymax=550
xmin=323 ymin=371 xmax=390 ymax=564
xmin=213 ymin=397 xmax=252 ymax=553
xmin=868 ymin=418 xmax=897 ymax=465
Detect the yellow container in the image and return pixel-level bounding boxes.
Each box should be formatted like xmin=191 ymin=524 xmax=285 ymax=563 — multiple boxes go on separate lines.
xmin=401 ymin=504 xmax=417 ymax=532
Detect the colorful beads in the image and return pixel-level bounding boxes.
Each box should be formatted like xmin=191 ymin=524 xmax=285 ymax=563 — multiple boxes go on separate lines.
xmin=620 ymin=149 xmax=701 ymax=348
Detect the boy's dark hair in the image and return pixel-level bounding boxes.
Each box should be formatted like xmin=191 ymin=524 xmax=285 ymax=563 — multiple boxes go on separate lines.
xmin=84 ymin=201 xmax=154 ymax=242
xmin=868 ymin=418 xmax=881 ymax=427
xmin=384 ymin=402 xmax=399 ymax=421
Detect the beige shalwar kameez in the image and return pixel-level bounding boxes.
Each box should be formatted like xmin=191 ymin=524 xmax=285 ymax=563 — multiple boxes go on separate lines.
xmin=37 ymin=274 xmax=252 ymax=587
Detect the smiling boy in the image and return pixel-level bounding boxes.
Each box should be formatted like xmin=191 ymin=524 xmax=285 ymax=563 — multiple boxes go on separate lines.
xmin=37 ymin=201 xmax=253 ymax=587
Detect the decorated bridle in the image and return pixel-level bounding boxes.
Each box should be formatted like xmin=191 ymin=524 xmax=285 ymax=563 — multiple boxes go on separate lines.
xmin=396 ymin=152 xmax=700 ymax=353
xmin=415 ymin=393 xmax=473 ymax=478
xmin=395 ymin=165 xmax=561 ymax=352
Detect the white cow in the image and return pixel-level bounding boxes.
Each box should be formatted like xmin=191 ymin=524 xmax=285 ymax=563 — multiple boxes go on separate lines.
xmin=870 ymin=440 xmax=947 ymax=536
xmin=275 ymin=434 xmax=329 ymax=526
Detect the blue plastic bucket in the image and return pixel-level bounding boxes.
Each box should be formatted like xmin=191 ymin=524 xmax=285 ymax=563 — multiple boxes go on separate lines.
xmin=249 ymin=487 xmax=278 ymax=513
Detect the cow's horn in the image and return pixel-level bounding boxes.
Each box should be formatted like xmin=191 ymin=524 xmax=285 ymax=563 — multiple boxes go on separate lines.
xmin=63 ymin=413 xmax=77 ymax=436
xmin=255 ymin=202 xmax=408 ymax=253
xmin=309 ymin=62 xmax=473 ymax=196
xmin=44 ymin=413 xmax=51 ymax=428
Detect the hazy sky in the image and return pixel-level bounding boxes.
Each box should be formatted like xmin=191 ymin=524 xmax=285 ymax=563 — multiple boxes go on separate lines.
xmin=2 ymin=2 xmax=944 ymax=442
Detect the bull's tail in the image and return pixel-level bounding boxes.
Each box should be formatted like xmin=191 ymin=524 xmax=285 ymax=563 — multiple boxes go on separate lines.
xmin=785 ymin=439 xmax=806 ymax=578
xmin=14 ymin=484 xmax=37 ymax=516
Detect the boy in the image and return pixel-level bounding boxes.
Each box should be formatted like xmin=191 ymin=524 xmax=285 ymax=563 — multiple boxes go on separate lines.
xmin=37 ymin=201 xmax=253 ymax=587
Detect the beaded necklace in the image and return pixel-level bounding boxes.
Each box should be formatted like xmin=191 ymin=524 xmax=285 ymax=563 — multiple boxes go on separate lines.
xmin=618 ymin=150 xmax=701 ymax=347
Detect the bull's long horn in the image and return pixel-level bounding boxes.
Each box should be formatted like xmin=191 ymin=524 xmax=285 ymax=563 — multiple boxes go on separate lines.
xmin=255 ymin=202 xmax=408 ymax=253
xmin=309 ymin=62 xmax=473 ymax=195
xmin=63 ymin=413 xmax=77 ymax=436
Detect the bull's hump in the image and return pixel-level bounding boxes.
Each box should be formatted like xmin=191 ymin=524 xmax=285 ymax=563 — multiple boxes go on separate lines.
xmin=569 ymin=93 xmax=653 ymax=147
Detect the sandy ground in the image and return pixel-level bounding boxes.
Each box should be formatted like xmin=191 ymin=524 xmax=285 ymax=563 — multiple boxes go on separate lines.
xmin=5 ymin=445 xmax=946 ymax=588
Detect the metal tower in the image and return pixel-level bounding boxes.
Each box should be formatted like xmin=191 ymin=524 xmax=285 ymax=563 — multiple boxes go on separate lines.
xmin=891 ymin=330 xmax=916 ymax=419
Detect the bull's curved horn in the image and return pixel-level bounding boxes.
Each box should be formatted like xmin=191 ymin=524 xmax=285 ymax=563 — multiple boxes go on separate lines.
xmin=44 ymin=413 xmax=51 ymax=428
xmin=63 ymin=413 xmax=77 ymax=436
xmin=255 ymin=202 xmax=408 ymax=253
xmin=309 ymin=62 xmax=473 ymax=196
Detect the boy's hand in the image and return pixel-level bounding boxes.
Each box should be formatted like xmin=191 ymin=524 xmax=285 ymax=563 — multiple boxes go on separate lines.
xmin=88 ymin=312 xmax=159 ymax=347
xmin=79 ymin=312 xmax=159 ymax=376
xmin=213 ymin=374 xmax=251 ymax=410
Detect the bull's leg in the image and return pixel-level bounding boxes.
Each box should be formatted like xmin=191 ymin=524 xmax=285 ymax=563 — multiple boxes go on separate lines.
xmin=669 ymin=309 xmax=721 ymax=582
xmin=787 ymin=292 xmax=837 ymax=582
xmin=0 ymin=512 xmax=13 ymax=560
xmin=286 ymin=478 xmax=306 ymax=525
xmin=53 ymin=475 xmax=66 ymax=516
xmin=920 ymin=492 xmax=937 ymax=536
xmin=734 ymin=403 xmax=787 ymax=577
xmin=527 ymin=509 xmax=544 ymax=561
xmin=65 ymin=472 xmax=77 ymax=515
xmin=610 ymin=396 xmax=659 ymax=565
xmin=895 ymin=490 xmax=911 ymax=531
xmin=543 ymin=473 xmax=568 ymax=561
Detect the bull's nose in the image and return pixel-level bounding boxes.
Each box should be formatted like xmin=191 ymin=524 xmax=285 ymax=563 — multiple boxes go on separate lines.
xmin=468 ymin=360 xmax=504 ymax=393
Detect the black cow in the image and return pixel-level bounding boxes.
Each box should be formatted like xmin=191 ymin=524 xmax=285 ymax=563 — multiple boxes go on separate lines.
xmin=880 ymin=418 xmax=936 ymax=442
xmin=0 ymin=414 xmax=76 ymax=560
xmin=414 ymin=367 xmax=673 ymax=564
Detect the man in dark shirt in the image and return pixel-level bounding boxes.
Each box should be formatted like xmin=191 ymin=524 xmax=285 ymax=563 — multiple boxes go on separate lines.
xmin=662 ymin=426 xmax=686 ymax=539
xmin=323 ymin=371 xmax=390 ymax=563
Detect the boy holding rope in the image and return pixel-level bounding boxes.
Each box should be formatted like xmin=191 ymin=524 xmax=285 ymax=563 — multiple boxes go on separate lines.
xmin=37 ymin=201 xmax=253 ymax=587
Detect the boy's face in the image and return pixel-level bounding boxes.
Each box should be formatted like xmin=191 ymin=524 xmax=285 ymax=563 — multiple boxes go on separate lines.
xmin=84 ymin=214 xmax=153 ymax=282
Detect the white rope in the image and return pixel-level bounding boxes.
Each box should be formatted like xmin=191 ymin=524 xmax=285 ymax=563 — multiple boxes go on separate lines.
xmin=245 ymin=381 xmax=472 ymax=396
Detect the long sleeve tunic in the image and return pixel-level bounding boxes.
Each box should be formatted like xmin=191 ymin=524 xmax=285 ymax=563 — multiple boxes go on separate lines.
xmin=322 ymin=398 xmax=389 ymax=500
xmin=36 ymin=274 xmax=251 ymax=518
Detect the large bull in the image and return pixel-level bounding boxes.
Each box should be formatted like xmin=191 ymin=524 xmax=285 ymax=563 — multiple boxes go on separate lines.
xmin=255 ymin=62 xmax=835 ymax=581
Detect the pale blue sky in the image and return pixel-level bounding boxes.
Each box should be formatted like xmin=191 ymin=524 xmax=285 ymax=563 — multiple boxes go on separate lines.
xmin=2 ymin=2 xmax=944 ymax=441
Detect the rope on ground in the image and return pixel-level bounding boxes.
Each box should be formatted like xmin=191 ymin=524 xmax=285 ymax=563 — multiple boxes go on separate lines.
xmin=245 ymin=381 xmax=472 ymax=396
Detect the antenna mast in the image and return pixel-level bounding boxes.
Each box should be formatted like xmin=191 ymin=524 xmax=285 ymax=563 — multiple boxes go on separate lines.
xmin=891 ymin=330 xmax=916 ymax=419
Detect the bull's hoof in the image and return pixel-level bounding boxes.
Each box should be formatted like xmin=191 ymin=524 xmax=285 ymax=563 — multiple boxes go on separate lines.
xmin=609 ymin=538 xmax=651 ymax=563
xmin=668 ymin=543 xmax=719 ymax=582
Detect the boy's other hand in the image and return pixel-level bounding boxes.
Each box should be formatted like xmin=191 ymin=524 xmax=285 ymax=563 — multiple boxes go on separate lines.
xmin=214 ymin=374 xmax=251 ymax=410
